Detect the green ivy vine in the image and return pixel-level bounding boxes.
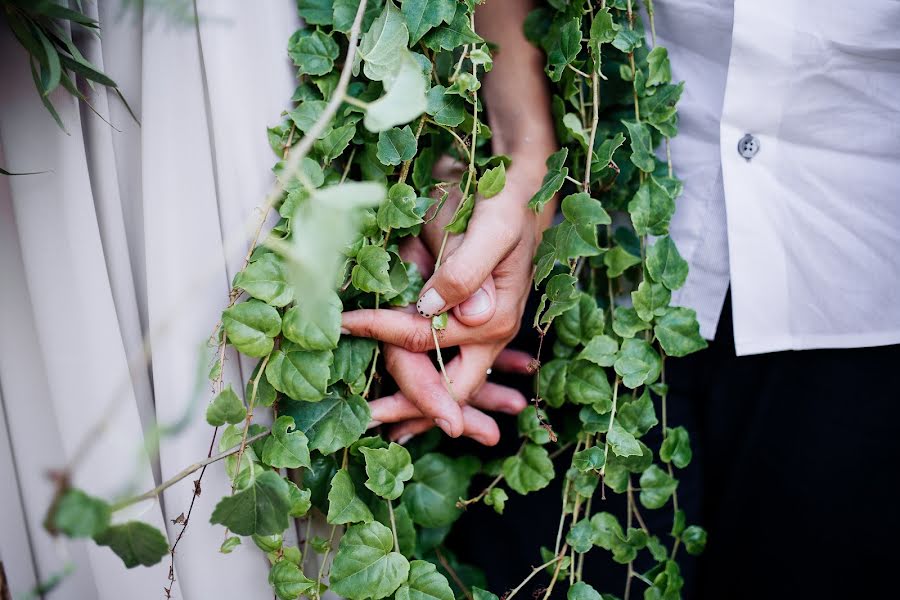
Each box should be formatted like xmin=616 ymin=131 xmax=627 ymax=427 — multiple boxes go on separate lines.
xmin=44 ymin=2 xmax=709 ymax=600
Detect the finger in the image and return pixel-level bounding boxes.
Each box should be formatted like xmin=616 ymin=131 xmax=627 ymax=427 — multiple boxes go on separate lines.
xmin=468 ymin=382 xmax=529 ymax=415
xmin=398 ymin=236 xmax=435 ymax=280
xmin=367 ymin=393 xmax=423 ymax=425
xmin=443 ymin=343 xmax=498 ymax=402
xmin=383 ymin=345 xmax=464 ymax=437
xmin=389 ymin=405 xmax=501 ymax=446
xmin=415 ymin=210 xmax=519 ymax=317
xmin=451 ymin=274 xmax=497 ymax=327
xmin=493 ymin=348 xmax=538 ymax=375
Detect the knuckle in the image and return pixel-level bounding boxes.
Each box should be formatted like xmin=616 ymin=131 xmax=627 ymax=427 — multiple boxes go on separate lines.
xmin=493 ymin=311 xmax=521 ymax=340
xmin=440 ymin=263 xmax=478 ymax=300
xmin=401 ymin=326 xmax=432 ymax=353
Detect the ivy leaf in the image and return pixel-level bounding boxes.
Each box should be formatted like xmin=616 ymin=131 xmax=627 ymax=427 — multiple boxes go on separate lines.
xmin=330 ymin=336 xmax=378 ymax=394
xmin=206 ymin=385 xmax=247 ymax=426
xmin=646 ymin=46 xmax=671 ymax=86
xmin=660 ymin=426 xmax=693 ymax=469
xmin=359 ymin=1 xmax=409 ymax=70
xmin=269 ymin=559 xmax=317 ymax=600
xmin=631 ymin=281 xmax=672 ymax=322
xmin=629 ymin=177 xmax=675 ymax=236
xmin=528 ymin=148 xmax=568 ymax=212
xmin=378 ymin=182 xmax=424 ymax=230
xmin=280 ymin=392 xmax=370 ymax=455
xmin=538 ymin=358 xmax=568 ymax=408
xmin=639 ymin=465 xmax=678 ymax=509
xmin=377 ymin=126 xmax=418 ymax=166
xmin=517 ymin=405 xmax=551 ymax=445
xmin=603 ymin=246 xmax=641 ymax=278
xmin=474 ymin=588 xmax=500 ymax=600
xmin=396 ymin=560 xmax=455 ymax=600
xmin=539 ymin=273 xmax=579 ymax=324
xmin=425 ymin=84 xmax=466 ymax=127
xmin=563 ymin=113 xmax=590 ymax=149
xmin=588 ymin=7 xmax=618 ymax=65
xmin=614 ymin=338 xmax=662 ymax=389
xmin=443 ymin=194 xmax=475 ymax=234
xmin=286 ymin=479 xmax=312 ymax=517
xmin=402 ymin=0 xmax=457 ymax=45
xmin=364 ymin=51 xmax=429 ymax=132
xmin=234 ymin=253 xmax=293 ymax=307
xmin=53 ymin=489 xmax=110 ymax=538
xmin=334 ymin=0 xmax=383 ymax=33
xmin=289 ymin=102 xmax=329 ymax=138
xmin=545 ymin=18 xmax=581 ymax=82
xmin=622 ymin=120 xmax=655 ymax=173
xmin=330 ymin=522 xmax=411 ymax=600
xmin=222 ymin=300 xmax=281 ymax=357
xmin=328 ymin=468 xmax=375 ymax=525
xmin=403 ymin=453 xmax=469 ymax=527
xmin=210 ymin=470 xmax=292 ymax=536
xmin=612 ymin=27 xmax=643 ymax=53
xmin=422 ymin=9 xmax=482 ymax=51
xmin=556 ymin=293 xmax=604 ymax=347
xmin=352 ymin=245 xmax=395 ymax=294
xmin=262 ymin=416 xmax=311 ymax=469
xmin=289 ymin=31 xmax=340 ymax=76
xmin=483 ymin=487 xmax=508 ymax=514
xmin=220 ymin=536 xmax=241 ymax=554
xmin=591 ymin=133 xmax=627 ymax=175
xmin=502 ymin=443 xmax=554 ymax=495
xmin=477 ymin=163 xmax=506 ymax=198
xmin=591 ymin=512 xmax=646 ymax=564
xmin=606 ymin=420 xmax=643 ymax=457
xmin=654 ymin=307 xmax=708 ymax=357
xmin=94 ymin=521 xmax=169 ymax=568
xmin=577 ymin=335 xmax=619 ymax=367
xmin=616 ymin=390 xmax=658 ymax=437
xmin=561 ymin=193 xmax=611 ymax=226
xmin=682 ymin=525 xmax=708 ymax=556
xmin=612 ymin=306 xmax=651 ymax=339
xmin=646 ymin=236 xmax=688 ymax=291
xmin=565 ymin=360 xmax=613 ymax=410
xmin=566 ymin=518 xmax=596 ymax=554
xmin=297 ymin=0 xmax=333 ymax=25
xmin=266 ymin=348 xmax=332 ymax=403
xmin=572 ymin=446 xmax=606 ymax=472
xmin=283 ymin=291 xmax=342 ymax=351
xmin=568 ymin=582 xmax=603 ymax=600
xmin=360 ymin=442 xmax=415 ymax=500
xmin=315 ymin=123 xmax=356 ymax=163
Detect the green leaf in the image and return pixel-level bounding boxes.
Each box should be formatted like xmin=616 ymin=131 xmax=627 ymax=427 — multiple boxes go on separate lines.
xmin=281 ymin=392 xmax=370 ymax=455
xmin=283 ymin=291 xmax=342 ymax=351
xmin=612 ymin=27 xmax=643 ymax=53
xmin=330 ymin=336 xmax=378 ymax=393
xmin=473 ymin=589 xmax=499 ymax=600
xmin=639 ymin=465 xmax=678 ymax=509
xmin=660 ymin=426 xmax=693 ymax=469
xmin=289 ymin=31 xmax=340 ymax=76
xmin=235 ymin=254 xmax=293 ymax=307
xmin=53 ymin=489 xmax=110 ymax=538
xmin=629 ymin=177 xmax=675 ymax=236
xmin=206 ymin=385 xmax=247 ymax=426
xmin=646 ymin=46 xmax=671 ymax=86
xmin=528 ymin=148 xmax=568 ymax=212
xmin=545 ymin=18 xmax=581 ymax=81
xmin=359 ymin=1 xmax=409 ymax=69
xmin=403 ymin=453 xmax=469 ymax=527
xmin=517 ymin=405 xmax=551 ymax=445
xmin=561 ymin=193 xmax=611 ymax=226
xmin=646 ymin=236 xmax=688 ymax=291
xmin=266 ymin=348 xmax=332 ymax=402
xmin=422 ymin=9 xmax=482 ymax=51
xmin=572 ymin=446 xmax=606 ymax=472
xmin=315 ymin=123 xmax=356 ymax=162
xmin=502 ymin=443 xmax=554 ymax=495
xmin=330 ymin=522 xmax=411 ymax=600
xmin=377 ymin=126 xmax=418 ymax=166
xmin=606 ymin=420 xmax=642 ymax=457
xmin=378 ymin=182 xmax=424 ymax=230
xmin=483 ymin=487 xmax=508 ymax=514
xmin=425 ymin=85 xmax=466 ymax=128
xmin=614 ymin=338 xmax=662 ymax=389
xmin=443 ymin=193 xmax=475 ymax=234
xmin=563 ymin=113 xmax=590 ymax=149
xmin=568 ymin=582 xmax=603 ymax=600
xmin=556 ymin=293 xmax=604 ymax=347
xmin=328 ymin=468 xmax=376 ymax=525
xmin=94 ymin=521 xmax=169 ymax=568
xmin=286 ymin=479 xmax=312 ymax=517
xmin=269 ymin=559 xmax=317 ymax=600
xmin=654 ymin=307 xmax=708 ymax=357
xmin=297 ymin=0 xmax=334 ymax=25
xmin=622 ymin=120 xmax=655 ymax=173
xmin=289 ymin=100 xmax=330 ymax=138
xmin=210 ymin=470 xmax=292 ymax=536
xmin=577 ymin=335 xmax=618 ymax=367
xmin=364 ymin=50 xmax=429 ymax=132
xmin=477 ymin=163 xmax=506 ymax=198
xmin=334 ymin=0 xmax=383 ymax=33
xmin=352 ymin=245 xmax=395 ymax=294
xmin=616 ymin=390 xmax=658 ymax=437
xmin=538 ymin=358 xmax=568 ymax=408
xmin=565 ymin=360 xmax=613 ymax=409
xmin=603 ymin=246 xmax=641 ymax=278
xmin=396 ymin=560 xmax=455 ymax=600
xmin=540 ymin=273 xmax=579 ymax=324
xmin=588 ymin=7 xmax=618 ymax=64
xmin=262 ymin=416 xmax=311 ymax=469
xmin=631 ymin=281 xmax=671 ymax=322
xmin=220 ymin=536 xmax=241 ymax=554
xmin=567 ymin=518 xmax=597 ymax=554
xmin=612 ymin=306 xmax=651 ymax=339
xmin=222 ymin=300 xmax=281 ymax=357
xmin=360 ymin=442 xmax=414 ymax=500
xmin=682 ymin=525 xmax=708 ymax=556
xmin=403 ymin=0 xmax=457 ymax=45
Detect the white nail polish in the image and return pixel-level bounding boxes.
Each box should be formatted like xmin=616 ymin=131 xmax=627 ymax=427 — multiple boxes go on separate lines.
xmin=367 ymin=419 xmax=382 ymax=430
xmin=416 ymin=288 xmax=445 ymax=318
xmin=397 ymin=434 xmax=413 ymax=445
xmin=340 ymin=327 xmax=351 ymax=335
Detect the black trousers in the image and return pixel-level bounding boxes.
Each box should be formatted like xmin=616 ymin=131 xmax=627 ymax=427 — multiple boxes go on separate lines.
xmin=446 ymin=295 xmax=900 ymax=599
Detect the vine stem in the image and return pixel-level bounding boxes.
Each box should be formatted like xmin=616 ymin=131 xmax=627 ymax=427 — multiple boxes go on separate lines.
xmin=457 ymin=441 xmax=525 ymax=507
xmin=387 ymin=499 xmax=400 ymax=553
xmin=504 ymin=555 xmax=564 ymax=600
xmin=599 ymin=377 xmax=621 ymax=479
xmin=431 ymin=328 xmax=455 ymax=400
xmin=435 ymin=547 xmax=472 ymax=600
xmin=583 ymin=69 xmax=600 ymax=191
xmin=109 ymin=430 xmax=270 ymax=512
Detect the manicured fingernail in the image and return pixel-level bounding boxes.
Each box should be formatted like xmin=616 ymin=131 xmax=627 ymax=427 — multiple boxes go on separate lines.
xmin=367 ymin=419 xmax=382 ymax=430
xmin=340 ymin=327 xmax=351 ymax=335
xmin=458 ymin=287 xmax=491 ymax=316
xmin=434 ymin=418 xmax=453 ymax=436
xmin=416 ymin=288 xmax=445 ymax=318
xmin=396 ymin=434 xmax=413 ymax=445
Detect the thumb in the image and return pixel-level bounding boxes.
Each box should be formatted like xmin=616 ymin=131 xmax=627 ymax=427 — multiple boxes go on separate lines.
xmin=451 ymin=273 xmax=497 ymax=327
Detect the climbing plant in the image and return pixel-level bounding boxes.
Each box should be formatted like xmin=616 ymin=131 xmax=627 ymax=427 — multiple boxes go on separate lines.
xmin=45 ymin=2 xmax=708 ymax=600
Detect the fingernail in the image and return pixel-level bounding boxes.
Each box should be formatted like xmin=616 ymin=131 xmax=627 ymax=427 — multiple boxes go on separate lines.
xmin=367 ymin=419 xmax=382 ymax=430
xmin=340 ymin=327 xmax=351 ymax=335
xmin=416 ymin=288 xmax=445 ymax=318
xmin=396 ymin=434 xmax=413 ymax=445
xmin=434 ymin=418 xmax=453 ymax=436
xmin=459 ymin=287 xmax=491 ymax=316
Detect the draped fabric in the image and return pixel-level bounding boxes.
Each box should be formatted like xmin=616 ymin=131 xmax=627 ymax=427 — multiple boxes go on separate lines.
xmin=0 ymin=1 xmax=302 ymax=597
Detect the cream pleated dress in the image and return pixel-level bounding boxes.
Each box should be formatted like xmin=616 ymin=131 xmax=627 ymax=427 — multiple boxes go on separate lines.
xmin=0 ymin=1 xmax=306 ymax=597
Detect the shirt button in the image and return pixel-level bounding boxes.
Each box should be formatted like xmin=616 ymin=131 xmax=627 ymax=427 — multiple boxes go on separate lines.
xmin=737 ymin=134 xmax=760 ymax=160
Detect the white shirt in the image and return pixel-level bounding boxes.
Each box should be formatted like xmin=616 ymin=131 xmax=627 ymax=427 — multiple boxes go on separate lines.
xmin=654 ymin=0 xmax=900 ymax=355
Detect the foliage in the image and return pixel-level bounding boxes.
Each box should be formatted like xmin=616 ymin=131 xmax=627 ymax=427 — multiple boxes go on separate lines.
xmin=46 ymin=1 xmax=708 ymax=600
